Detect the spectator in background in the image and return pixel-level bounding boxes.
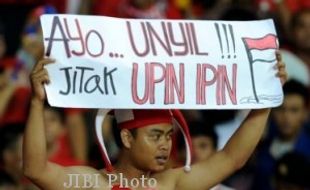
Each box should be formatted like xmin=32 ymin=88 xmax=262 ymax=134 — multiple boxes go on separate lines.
xmin=255 ymin=0 xmax=310 ymax=35
xmin=0 ymin=124 xmax=25 ymax=189
xmin=84 ymin=0 xmax=182 ymax=19
xmin=0 ymin=22 xmax=30 ymax=127
xmin=177 ymin=121 xmax=234 ymax=190
xmin=42 ymin=102 xmax=84 ymax=166
xmin=274 ymin=152 xmax=310 ymax=190
xmin=17 ymin=5 xmax=56 ymax=74
xmin=17 ymin=5 xmax=89 ymax=162
xmin=290 ymin=8 xmax=310 ymax=71
xmin=253 ymin=80 xmax=310 ymax=190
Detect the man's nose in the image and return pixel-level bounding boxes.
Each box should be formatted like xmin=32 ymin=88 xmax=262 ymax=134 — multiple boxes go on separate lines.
xmin=158 ymin=138 xmax=170 ymax=151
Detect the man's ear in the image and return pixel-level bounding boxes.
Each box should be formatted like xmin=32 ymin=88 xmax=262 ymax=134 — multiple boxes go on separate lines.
xmin=120 ymin=129 xmax=134 ymax=149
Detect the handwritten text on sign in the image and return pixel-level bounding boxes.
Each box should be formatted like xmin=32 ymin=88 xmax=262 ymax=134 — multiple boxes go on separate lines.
xmin=40 ymin=15 xmax=283 ymax=109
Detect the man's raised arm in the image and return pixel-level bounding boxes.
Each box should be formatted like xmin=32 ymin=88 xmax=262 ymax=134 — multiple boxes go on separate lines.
xmin=174 ymin=52 xmax=287 ymax=190
xmin=23 ymin=58 xmax=101 ymax=190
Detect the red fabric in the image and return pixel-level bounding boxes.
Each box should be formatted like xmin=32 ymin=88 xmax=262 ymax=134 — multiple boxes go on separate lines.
xmin=93 ymin=0 xmax=123 ymax=17
xmin=44 ymin=0 xmax=66 ymax=13
xmin=0 ymin=87 xmax=31 ymax=127
xmin=64 ymin=108 xmax=87 ymax=115
xmin=93 ymin=0 xmax=182 ymax=19
xmin=48 ymin=134 xmax=84 ymax=166
xmin=115 ymin=110 xmax=173 ymax=129
xmin=112 ymin=185 xmax=131 ymax=190
xmin=0 ymin=57 xmax=19 ymax=69
xmin=255 ymin=0 xmax=310 ymax=13
xmin=163 ymin=1 xmax=182 ymax=19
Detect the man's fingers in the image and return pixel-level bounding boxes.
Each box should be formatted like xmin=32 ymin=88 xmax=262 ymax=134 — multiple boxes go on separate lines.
xmin=273 ymin=61 xmax=286 ymax=70
xmin=31 ymin=69 xmax=50 ymax=84
xmin=32 ymin=58 xmax=55 ymax=73
xmin=275 ymin=50 xmax=282 ymax=62
xmin=33 ymin=74 xmax=50 ymax=85
xmin=276 ymin=70 xmax=288 ymax=85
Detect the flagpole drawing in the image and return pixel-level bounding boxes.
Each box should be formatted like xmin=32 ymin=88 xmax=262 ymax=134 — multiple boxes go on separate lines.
xmin=242 ymin=34 xmax=278 ymax=103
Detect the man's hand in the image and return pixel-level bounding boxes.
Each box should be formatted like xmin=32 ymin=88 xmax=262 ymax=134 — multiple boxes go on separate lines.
xmin=30 ymin=58 xmax=55 ymax=102
xmin=275 ymin=51 xmax=288 ymax=85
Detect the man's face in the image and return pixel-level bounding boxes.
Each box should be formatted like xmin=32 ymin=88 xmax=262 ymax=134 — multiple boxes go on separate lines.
xmin=293 ymin=11 xmax=310 ymax=52
xmin=192 ymin=136 xmax=215 ymax=163
xmin=273 ymin=94 xmax=307 ymax=139
xmin=43 ymin=108 xmax=64 ymax=145
xmin=128 ymin=123 xmax=173 ymax=172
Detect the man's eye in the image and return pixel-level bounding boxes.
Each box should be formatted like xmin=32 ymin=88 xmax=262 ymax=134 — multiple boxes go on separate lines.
xmin=151 ymin=134 xmax=161 ymax=141
xmin=166 ymin=134 xmax=172 ymax=140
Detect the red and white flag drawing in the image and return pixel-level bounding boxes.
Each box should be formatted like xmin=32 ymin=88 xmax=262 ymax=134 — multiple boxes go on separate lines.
xmin=243 ymin=34 xmax=278 ymax=63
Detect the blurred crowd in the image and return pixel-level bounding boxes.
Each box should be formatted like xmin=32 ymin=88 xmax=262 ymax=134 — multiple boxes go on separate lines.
xmin=0 ymin=0 xmax=310 ymax=189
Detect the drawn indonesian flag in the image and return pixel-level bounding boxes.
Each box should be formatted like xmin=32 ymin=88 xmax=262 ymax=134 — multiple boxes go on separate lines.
xmin=242 ymin=34 xmax=278 ymax=102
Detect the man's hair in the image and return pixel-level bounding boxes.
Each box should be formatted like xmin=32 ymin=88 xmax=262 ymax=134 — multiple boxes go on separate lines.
xmin=44 ymin=101 xmax=65 ymax=123
xmin=0 ymin=123 xmax=24 ymax=164
xmin=291 ymin=8 xmax=310 ymax=29
xmin=220 ymin=6 xmax=258 ymax=21
xmin=283 ymin=79 xmax=309 ymax=106
xmin=112 ymin=118 xmax=137 ymax=148
xmin=178 ymin=121 xmax=218 ymax=149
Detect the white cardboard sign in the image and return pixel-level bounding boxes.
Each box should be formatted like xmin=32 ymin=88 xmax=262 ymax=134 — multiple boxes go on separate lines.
xmin=40 ymin=14 xmax=283 ymax=109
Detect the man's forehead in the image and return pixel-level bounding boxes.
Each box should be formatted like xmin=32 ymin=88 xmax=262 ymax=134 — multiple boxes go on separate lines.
xmin=143 ymin=123 xmax=174 ymax=132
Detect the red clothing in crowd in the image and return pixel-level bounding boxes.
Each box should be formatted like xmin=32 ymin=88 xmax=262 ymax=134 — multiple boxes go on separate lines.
xmin=48 ymin=134 xmax=84 ymax=166
xmin=0 ymin=58 xmax=31 ymax=127
xmin=256 ymin=0 xmax=310 ymax=13
xmin=93 ymin=0 xmax=182 ymax=19
xmin=0 ymin=87 xmax=31 ymax=127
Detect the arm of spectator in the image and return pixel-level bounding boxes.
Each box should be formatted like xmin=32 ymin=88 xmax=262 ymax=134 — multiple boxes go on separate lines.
xmin=175 ymin=52 xmax=287 ymax=190
xmin=23 ymin=58 xmax=101 ymax=189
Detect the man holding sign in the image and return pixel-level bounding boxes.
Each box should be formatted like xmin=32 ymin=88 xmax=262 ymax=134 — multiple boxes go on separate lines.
xmin=23 ymin=15 xmax=287 ymax=190
xmin=23 ymin=52 xmax=286 ymax=190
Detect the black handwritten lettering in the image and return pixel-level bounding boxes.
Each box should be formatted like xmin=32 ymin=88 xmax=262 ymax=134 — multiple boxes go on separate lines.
xmin=64 ymin=18 xmax=85 ymax=56
xmin=59 ymin=66 xmax=117 ymax=96
xmin=45 ymin=16 xmax=71 ymax=57
xmin=59 ymin=67 xmax=73 ymax=95
xmin=45 ymin=16 xmax=105 ymax=59
xmin=104 ymin=67 xmax=117 ymax=95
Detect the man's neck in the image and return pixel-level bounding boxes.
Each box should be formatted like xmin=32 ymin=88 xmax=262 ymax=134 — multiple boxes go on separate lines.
xmin=113 ymin=152 xmax=151 ymax=181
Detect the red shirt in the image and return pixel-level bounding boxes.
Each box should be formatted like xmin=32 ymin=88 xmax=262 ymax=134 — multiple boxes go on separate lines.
xmin=255 ymin=0 xmax=310 ymax=13
xmin=48 ymin=134 xmax=84 ymax=166
xmin=0 ymin=87 xmax=31 ymax=127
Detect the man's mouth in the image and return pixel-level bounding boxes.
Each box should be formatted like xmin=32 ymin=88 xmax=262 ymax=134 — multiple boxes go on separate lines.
xmin=155 ymin=156 xmax=168 ymax=165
